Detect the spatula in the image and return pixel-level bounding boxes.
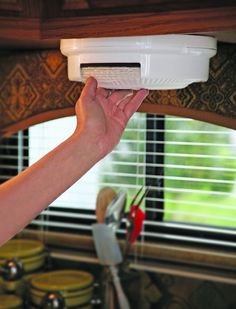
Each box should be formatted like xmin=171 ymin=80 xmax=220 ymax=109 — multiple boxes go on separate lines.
xmin=92 ymin=223 xmax=130 ymax=309
xmin=105 ymin=191 xmax=127 ymax=231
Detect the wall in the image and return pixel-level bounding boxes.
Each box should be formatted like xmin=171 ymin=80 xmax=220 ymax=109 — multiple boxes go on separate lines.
xmin=0 ymin=42 xmax=236 ymax=136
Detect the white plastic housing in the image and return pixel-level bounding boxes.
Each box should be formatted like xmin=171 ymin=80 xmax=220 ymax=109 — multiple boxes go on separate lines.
xmin=60 ymin=35 xmax=217 ymax=90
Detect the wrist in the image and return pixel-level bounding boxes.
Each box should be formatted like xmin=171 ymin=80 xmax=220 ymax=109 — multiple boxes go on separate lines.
xmin=70 ymin=129 xmax=106 ymax=163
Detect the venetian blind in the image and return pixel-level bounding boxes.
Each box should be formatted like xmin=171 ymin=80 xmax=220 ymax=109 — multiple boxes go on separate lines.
xmin=0 ymin=114 xmax=236 ymax=248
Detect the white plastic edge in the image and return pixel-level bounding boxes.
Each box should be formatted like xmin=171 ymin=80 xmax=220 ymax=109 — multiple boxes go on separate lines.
xmin=60 ymin=34 xmax=217 ymax=90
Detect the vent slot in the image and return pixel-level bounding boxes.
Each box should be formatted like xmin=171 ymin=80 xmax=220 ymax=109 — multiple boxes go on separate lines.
xmin=81 ymin=63 xmax=140 ymax=68
xmin=81 ymin=63 xmax=141 ymax=87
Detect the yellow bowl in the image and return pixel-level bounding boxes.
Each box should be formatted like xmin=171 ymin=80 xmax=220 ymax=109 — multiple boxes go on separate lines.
xmin=3 ymin=279 xmax=22 ymax=293
xmin=0 ymin=295 xmax=23 ymax=309
xmin=0 ymin=276 xmax=4 ymax=293
xmin=3 ymin=271 xmax=44 ymax=297
xmin=0 ymin=239 xmax=46 ymax=275
xmin=30 ymin=289 xmax=93 ymax=307
xmin=0 ymin=239 xmax=44 ymax=259
xmin=30 ymin=284 xmax=93 ymax=299
xmin=20 ymin=252 xmax=47 ymax=273
xmin=29 ymin=304 xmax=92 ymax=309
xmin=30 ymin=270 xmax=94 ymax=292
xmin=29 ymin=270 xmax=94 ymax=308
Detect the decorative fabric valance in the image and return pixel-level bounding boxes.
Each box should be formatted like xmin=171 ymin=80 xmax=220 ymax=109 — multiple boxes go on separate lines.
xmin=0 ymin=43 xmax=235 ymax=136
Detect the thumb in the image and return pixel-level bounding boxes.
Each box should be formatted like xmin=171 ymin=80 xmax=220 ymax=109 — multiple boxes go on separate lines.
xmin=80 ymin=77 xmax=98 ymax=100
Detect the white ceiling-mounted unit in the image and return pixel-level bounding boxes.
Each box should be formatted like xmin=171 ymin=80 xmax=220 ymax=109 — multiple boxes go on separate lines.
xmin=60 ymin=35 xmax=217 ymax=90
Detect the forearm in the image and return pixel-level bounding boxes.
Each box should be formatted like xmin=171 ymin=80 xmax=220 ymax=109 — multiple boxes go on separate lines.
xmin=0 ymin=76 xmax=148 ymax=246
xmin=0 ymin=131 xmax=103 ymax=245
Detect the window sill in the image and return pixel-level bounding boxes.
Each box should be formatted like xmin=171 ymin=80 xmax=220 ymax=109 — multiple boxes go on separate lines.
xmin=17 ymin=228 xmax=236 ymax=285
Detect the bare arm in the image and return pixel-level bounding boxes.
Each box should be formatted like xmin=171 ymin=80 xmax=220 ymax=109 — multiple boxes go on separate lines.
xmin=0 ymin=77 xmax=149 ymax=245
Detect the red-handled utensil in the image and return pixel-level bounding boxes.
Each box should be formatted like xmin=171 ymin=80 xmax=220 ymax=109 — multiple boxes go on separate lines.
xmin=123 ymin=187 xmax=149 ymax=260
xmin=128 ymin=205 xmax=145 ymax=244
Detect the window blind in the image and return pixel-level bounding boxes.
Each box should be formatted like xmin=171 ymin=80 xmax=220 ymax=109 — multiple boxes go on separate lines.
xmin=0 ymin=114 xmax=236 ymax=248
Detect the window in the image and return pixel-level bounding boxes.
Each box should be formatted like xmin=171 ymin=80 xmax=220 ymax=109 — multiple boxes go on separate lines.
xmin=144 ymin=116 xmax=236 ymax=248
xmin=0 ymin=131 xmax=28 ymax=184
xmin=1 ymin=114 xmax=236 ymax=249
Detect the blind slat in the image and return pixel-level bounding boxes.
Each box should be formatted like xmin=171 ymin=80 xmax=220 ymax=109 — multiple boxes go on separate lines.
xmin=1 ymin=161 xmax=235 ymax=174
xmin=31 ymin=220 xmax=91 ymax=230
xmin=112 ymin=150 xmax=236 ymax=160
xmin=120 ymin=139 xmax=233 ymax=147
xmin=41 ymin=210 xmax=95 ymax=220
xmin=146 ymin=198 xmax=236 ymax=210
xmin=101 ymin=172 xmax=236 ymax=185
xmin=144 ymin=221 xmax=236 ymax=236
xmin=101 ymin=161 xmax=236 ymax=172
xmin=139 ymin=231 xmax=236 ymax=248
xmin=145 ymin=209 xmax=236 ymax=222
xmin=125 ymin=128 xmax=232 ymax=134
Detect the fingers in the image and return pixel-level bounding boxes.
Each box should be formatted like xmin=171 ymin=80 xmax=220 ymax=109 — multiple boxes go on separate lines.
xmin=96 ymin=87 xmax=110 ymax=98
xmin=118 ymin=95 xmax=134 ymax=110
xmin=79 ymin=78 xmax=148 ymax=123
xmin=80 ymin=77 xmax=98 ymax=100
xmin=109 ymin=90 xmax=133 ymax=105
xmin=124 ymin=89 xmax=149 ymax=119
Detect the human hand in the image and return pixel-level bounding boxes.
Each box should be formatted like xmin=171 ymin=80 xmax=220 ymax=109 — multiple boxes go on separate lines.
xmin=74 ymin=77 xmax=149 ymax=156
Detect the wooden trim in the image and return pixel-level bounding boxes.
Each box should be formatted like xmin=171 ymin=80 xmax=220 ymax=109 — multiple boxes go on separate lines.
xmin=0 ymin=17 xmax=40 ymax=40
xmin=139 ymin=103 xmax=236 ymax=130
xmin=1 ymin=103 xmax=235 ymax=138
xmin=0 ymin=0 xmax=22 ymax=11
xmin=18 ymin=229 xmax=95 ymax=251
xmin=0 ymin=107 xmax=75 ymax=137
xmin=0 ymin=3 xmax=235 ymax=46
xmin=18 ymin=229 xmax=236 ymax=271
xmin=50 ymin=250 xmax=236 ymax=285
xmin=42 ymin=6 xmax=236 ymax=39
xmin=62 ymin=0 xmax=90 ymax=10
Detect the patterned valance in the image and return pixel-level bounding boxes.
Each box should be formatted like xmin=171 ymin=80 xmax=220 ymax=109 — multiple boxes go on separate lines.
xmin=0 ymin=43 xmax=235 ymax=136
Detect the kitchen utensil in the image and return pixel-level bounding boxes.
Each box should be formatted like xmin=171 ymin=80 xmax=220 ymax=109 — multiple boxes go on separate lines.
xmin=104 ymin=281 xmax=115 ymax=309
xmin=105 ymin=191 xmax=127 ymax=231
xmin=127 ymin=206 xmax=146 ymax=244
xmin=126 ymin=187 xmax=148 ymax=241
xmin=96 ymin=187 xmax=117 ymax=308
xmin=92 ymin=223 xmax=130 ymax=309
xmin=96 ymin=187 xmax=116 ymax=223
xmin=123 ymin=187 xmax=149 ymax=259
